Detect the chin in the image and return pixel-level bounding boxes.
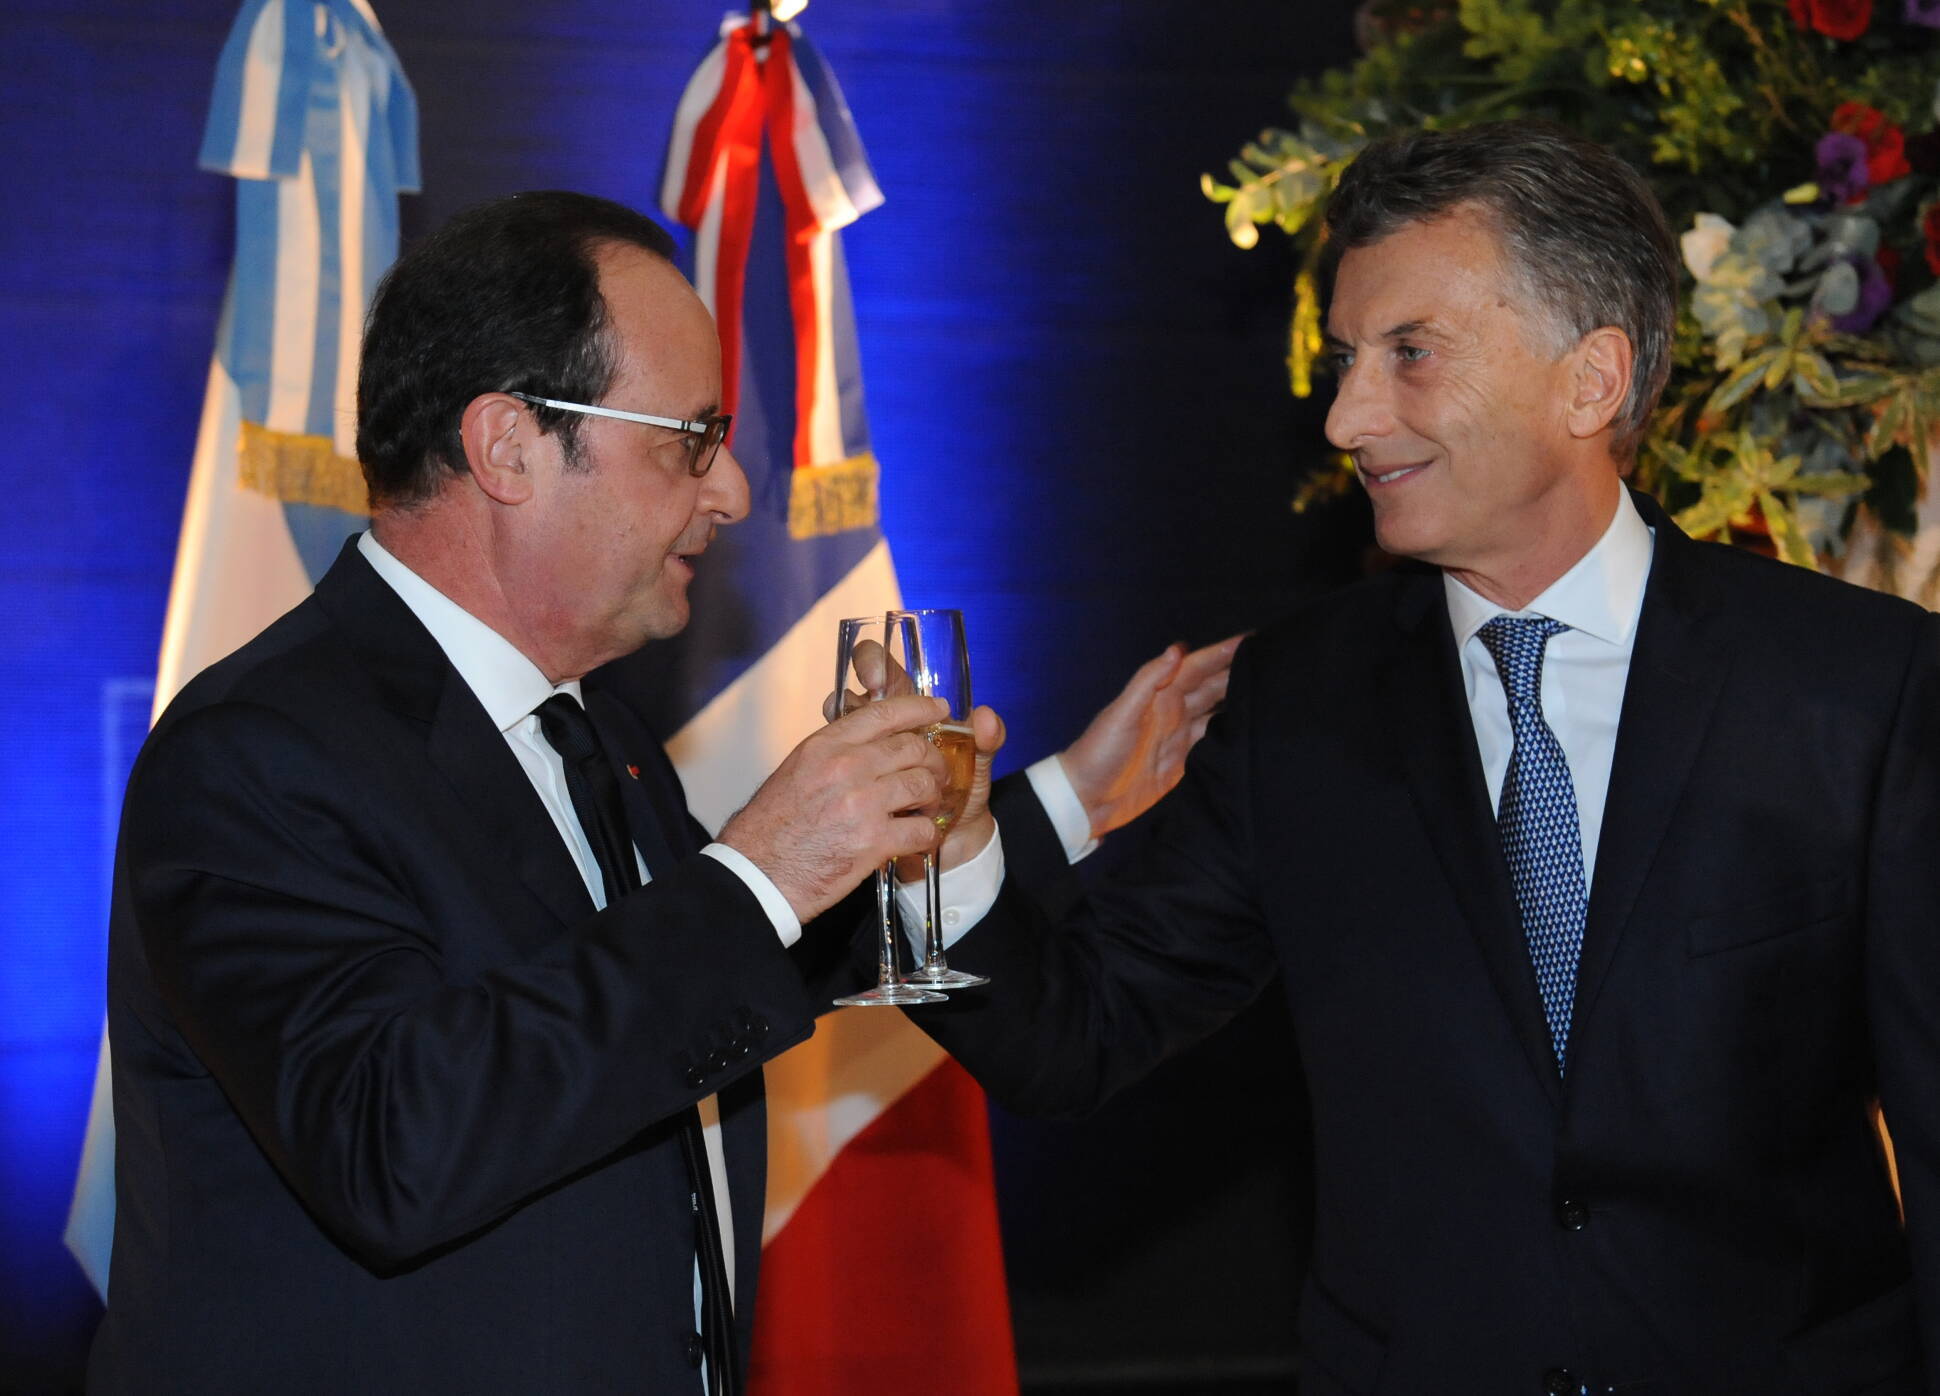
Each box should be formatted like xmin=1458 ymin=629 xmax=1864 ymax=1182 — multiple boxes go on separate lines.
xmin=639 ymin=604 xmax=691 ymax=644
xmin=1372 ymin=517 xmax=1443 ymax=564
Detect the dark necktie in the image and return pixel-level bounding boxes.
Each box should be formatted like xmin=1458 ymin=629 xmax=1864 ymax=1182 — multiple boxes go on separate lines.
xmin=1478 ymin=617 xmax=1587 ymax=1076
xmin=536 ymin=693 xmax=738 ymax=1396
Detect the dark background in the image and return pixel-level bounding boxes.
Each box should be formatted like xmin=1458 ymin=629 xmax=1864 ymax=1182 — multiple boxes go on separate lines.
xmin=0 ymin=2 xmax=1369 ymax=1389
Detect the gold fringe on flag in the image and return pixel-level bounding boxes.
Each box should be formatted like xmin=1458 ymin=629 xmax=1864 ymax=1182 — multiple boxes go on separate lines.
xmin=787 ymin=452 xmax=879 ymax=539
xmin=238 ymin=421 xmax=369 ymax=514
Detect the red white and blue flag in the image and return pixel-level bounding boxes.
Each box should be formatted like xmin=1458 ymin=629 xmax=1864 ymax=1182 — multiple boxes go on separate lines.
xmin=652 ymin=14 xmax=1017 ymax=1393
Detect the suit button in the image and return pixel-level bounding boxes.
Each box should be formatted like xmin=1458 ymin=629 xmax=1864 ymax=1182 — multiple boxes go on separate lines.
xmin=706 ymin=1048 xmax=730 ymax=1072
xmin=684 ymin=1064 xmax=707 ymax=1089
xmin=685 ymin=1332 xmax=704 ymax=1367
xmin=748 ymin=1015 xmax=769 ymax=1041
xmin=1542 ymin=1368 xmax=1578 ymax=1395
xmin=727 ymin=1039 xmax=750 ymax=1061
xmin=1555 ymin=1198 xmax=1589 ymax=1231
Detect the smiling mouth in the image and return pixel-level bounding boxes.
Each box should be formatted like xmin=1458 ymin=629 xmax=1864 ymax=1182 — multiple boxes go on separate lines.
xmin=1360 ymin=461 xmax=1430 ymax=487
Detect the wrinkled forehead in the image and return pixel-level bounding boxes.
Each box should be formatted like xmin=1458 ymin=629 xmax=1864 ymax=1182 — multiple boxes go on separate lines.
xmin=1325 ymin=209 xmax=1538 ymax=342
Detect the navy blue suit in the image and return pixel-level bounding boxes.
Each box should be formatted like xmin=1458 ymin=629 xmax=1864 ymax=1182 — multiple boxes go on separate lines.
xmin=925 ymin=494 xmax=1940 ymax=1393
xmin=93 ymin=541 xmax=837 ymax=1393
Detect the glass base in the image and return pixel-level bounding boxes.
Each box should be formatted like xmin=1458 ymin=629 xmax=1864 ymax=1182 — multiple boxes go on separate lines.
xmin=904 ymin=966 xmax=990 ymax=990
xmin=833 ymin=983 xmax=949 ymax=1007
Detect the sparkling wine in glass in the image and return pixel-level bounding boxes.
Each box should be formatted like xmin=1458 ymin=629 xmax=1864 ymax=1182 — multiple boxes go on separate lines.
xmin=830 ymin=614 xmax=946 ymax=1008
xmin=892 ymin=608 xmax=990 ymax=991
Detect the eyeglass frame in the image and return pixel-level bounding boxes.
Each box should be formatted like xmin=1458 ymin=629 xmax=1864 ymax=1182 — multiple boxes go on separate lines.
xmin=507 ymin=391 xmax=731 ymax=478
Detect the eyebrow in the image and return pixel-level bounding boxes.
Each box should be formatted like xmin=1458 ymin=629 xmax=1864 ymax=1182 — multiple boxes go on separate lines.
xmin=1324 ymin=319 xmax=1436 ymax=352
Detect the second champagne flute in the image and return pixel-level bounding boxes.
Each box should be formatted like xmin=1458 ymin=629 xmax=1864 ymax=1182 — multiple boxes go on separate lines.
xmin=830 ymin=614 xmax=946 ymax=1008
xmin=892 ymin=608 xmax=990 ymax=991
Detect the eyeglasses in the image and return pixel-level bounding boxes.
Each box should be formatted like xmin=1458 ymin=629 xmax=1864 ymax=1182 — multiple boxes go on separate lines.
xmin=507 ymin=392 xmax=731 ymax=478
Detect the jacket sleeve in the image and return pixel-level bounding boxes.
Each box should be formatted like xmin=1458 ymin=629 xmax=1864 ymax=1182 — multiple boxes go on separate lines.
xmin=910 ymin=642 xmax=1282 ymax=1118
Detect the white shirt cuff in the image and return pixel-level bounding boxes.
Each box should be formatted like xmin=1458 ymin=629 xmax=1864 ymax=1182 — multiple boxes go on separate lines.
xmin=1026 ymin=754 xmax=1100 ymax=864
xmin=894 ymin=819 xmax=1007 ymax=957
xmin=700 ymin=842 xmax=802 ymax=948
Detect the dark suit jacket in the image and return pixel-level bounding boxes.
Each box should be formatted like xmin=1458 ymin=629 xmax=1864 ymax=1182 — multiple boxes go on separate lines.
xmin=91 ymin=540 xmax=843 ymax=1393
xmin=929 ymin=493 xmax=1940 ymax=1394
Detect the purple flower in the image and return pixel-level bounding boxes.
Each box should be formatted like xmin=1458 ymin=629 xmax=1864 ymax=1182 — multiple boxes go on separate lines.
xmin=1906 ymin=0 xmax=1940 ymax=28
xmin=1816 ymin=132 xmax=1872 ymax=203
xmin=1831 ymin=256 xmax=1894 ymax=333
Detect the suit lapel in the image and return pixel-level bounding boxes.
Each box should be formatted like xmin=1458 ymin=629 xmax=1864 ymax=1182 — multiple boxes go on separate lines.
xmin=1379 ymin=573 xmax=1564 ymax=1106
xmin=1572 ymin=499 xmax=1728 ymax=1039
xmin=426 ymin=680 xmax=599 ymax=930
xmin=586 ymin=691 xmax=692 ymax=875
xmin=311 ymin=540 xmax=596 ymax=932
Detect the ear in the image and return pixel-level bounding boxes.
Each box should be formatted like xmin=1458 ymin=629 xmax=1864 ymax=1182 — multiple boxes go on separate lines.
xmin=1565 ymin=327 xmax=1634 ymax=442
xmin=458 ymin=393 xmax=535 ymax=506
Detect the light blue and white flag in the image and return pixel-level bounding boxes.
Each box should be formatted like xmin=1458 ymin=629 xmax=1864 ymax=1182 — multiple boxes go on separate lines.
xmin=63 ymin=0 xmax=416 ymax=1297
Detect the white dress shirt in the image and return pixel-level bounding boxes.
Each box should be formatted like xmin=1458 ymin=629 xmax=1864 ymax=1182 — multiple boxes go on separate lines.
xmin=1442 ymin=489 xmax=1654 ymax=889
xmin=357 ymin=531 xmax=779 ymax=1338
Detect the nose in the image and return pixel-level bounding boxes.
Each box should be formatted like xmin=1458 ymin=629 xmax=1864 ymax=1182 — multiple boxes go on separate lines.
xmin=702 ymin=441 xmax=751 ymax=525
xmin=1323 ymin=361 xmax=1387 ymax=454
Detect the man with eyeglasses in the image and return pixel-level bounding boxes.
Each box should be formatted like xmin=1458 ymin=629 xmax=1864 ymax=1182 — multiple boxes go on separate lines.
xmin=90 ymin=190 xmax=1234 ymax=1394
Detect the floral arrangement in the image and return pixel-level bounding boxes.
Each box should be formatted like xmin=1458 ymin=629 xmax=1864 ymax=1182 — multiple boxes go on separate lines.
xmin=1207 ymin=0 xmax=1940 ymax=590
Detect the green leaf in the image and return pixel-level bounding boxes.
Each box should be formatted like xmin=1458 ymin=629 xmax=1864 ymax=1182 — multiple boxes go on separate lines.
xmin=1869 ymin=388 xmax=1911 ymax=459
xmin=1796 ymin=371 xmax=1896 ymax=409
xmin=1790 ymin=352 xmax=1837 ymax=402
xmin=1674 ymin=495 xmax=1736 ymax=540
xmin=1224 ymin=192 xmax=1262 ymax=249
xmin=1700 ymin=347 xmax=1783 ymax=424
xmin=1758 ymin=490 xmax=1819 ymax=570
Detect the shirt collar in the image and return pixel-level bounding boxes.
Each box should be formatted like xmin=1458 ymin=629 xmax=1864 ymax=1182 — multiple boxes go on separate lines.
xmin=1443 ymin=487 xmax=1653 ymax=649
xmin=357 ymin=531 xmax=582 ymax=732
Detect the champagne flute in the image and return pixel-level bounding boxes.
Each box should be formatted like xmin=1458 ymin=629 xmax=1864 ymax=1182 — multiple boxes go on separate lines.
xmin=891 ymin=608 xmax=991 ymax=991
xmin=831 ymin=614 xmax=947 ymax=1008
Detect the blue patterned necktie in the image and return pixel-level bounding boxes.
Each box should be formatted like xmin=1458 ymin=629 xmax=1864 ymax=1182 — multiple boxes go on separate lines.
xmin=1479 ymin=616 xmax=1586 ymax=1076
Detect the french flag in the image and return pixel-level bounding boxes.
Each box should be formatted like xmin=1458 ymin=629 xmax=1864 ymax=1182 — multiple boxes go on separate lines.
xmin=651 ymin=13 xmax=1018 ymax=1392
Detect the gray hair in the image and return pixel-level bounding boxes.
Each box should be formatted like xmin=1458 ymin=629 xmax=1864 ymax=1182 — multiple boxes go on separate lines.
xmin=1324 ymin=120 xmax=1677 ymax=461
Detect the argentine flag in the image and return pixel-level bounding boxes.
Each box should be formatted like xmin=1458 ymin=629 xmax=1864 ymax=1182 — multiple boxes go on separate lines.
xmin=64 ymin=0 xmax=417 ymax=1297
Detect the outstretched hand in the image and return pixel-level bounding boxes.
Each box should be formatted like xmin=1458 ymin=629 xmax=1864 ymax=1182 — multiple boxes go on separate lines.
xmin=1059 ymin=635 xmax=1242 ymax=839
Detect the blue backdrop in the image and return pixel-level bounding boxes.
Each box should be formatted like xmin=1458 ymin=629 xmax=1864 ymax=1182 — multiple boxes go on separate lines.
xmin=0 ymin=2 xmax=1360 ymax=1388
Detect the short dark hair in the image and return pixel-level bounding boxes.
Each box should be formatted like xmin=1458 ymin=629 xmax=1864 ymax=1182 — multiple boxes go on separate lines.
xmin=356 ymin=190 xmax=680 ymax=508
xmin=1324 ymin=120 xmax=1676 ymax=461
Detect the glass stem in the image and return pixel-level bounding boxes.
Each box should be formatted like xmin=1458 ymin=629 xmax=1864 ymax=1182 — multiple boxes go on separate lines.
xmin=922 ymin=851 xmax=946 ymax=971
xmin=874 ymin=864 xmax=900 ymax=986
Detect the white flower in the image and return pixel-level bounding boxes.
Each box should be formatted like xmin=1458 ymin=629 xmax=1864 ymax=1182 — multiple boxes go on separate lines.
xmin=1681 ymin=212 xmax=1736 ymax=283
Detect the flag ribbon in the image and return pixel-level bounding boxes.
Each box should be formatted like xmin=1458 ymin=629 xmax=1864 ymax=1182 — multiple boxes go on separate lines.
xmin=661 ymin=14 xmax=882 ymax=538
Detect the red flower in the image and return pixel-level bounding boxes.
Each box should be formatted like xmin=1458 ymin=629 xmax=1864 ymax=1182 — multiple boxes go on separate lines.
xmin=1832 ymin=101 xmax=1913 ymax=186
xmin=1878 ymin=243 xmax=1902 ymax=291
xmin=1923 ymin=203 xmax=1940 ymax=276
xmin=1789 ymin=0 xmax=1875 ymax=39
